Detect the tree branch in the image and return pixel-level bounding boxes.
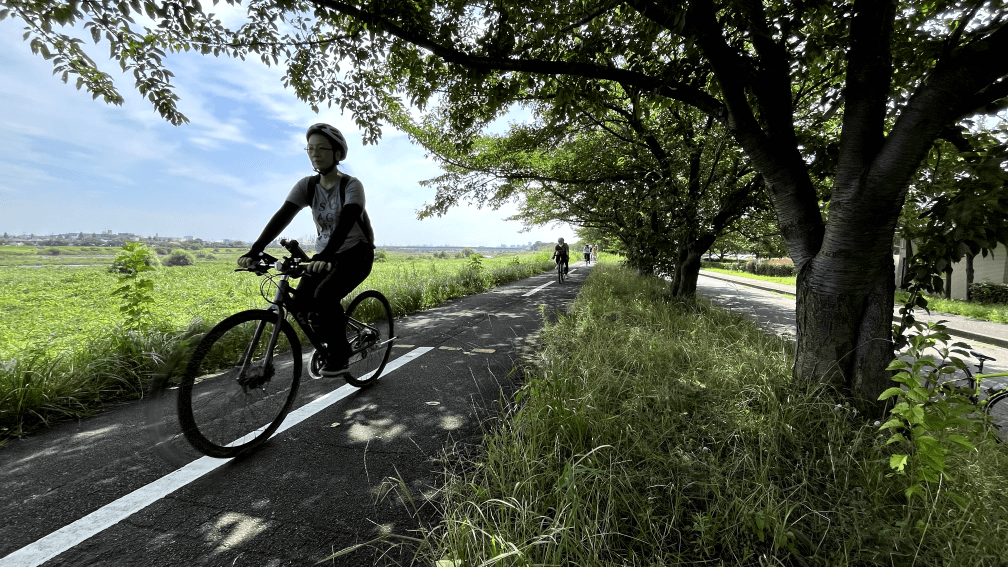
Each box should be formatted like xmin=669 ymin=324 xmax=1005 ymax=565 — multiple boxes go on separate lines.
xmin=313 ymin=0 xmax=727 ymax=117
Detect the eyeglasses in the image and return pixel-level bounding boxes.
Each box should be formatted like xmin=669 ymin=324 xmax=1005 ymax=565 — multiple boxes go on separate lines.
xmin=305 ymin=146 xmax=333 ymax=155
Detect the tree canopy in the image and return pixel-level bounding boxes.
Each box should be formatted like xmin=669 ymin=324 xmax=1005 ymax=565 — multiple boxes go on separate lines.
xmin=5 ymin=0 xmax=1008 ymax=413
xmin=400 ymin=80 xmax=767 ymax=295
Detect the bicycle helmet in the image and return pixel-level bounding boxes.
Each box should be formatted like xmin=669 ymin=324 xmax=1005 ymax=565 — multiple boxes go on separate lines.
xmin=306 ymin=123 xmax=348 ymax=174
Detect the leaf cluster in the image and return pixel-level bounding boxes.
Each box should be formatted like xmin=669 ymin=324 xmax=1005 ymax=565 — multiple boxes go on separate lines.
xmin=879 ymin=320 xmax=986 ymax=506
xmin=110 ymin=242 xmax=158 ymax=330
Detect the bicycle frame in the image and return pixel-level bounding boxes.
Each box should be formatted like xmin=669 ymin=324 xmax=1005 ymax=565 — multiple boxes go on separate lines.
xmin=236 ymin=274 xmax=292 ymax=383
xmin=245 ymin=269 xmax=389 ymax=363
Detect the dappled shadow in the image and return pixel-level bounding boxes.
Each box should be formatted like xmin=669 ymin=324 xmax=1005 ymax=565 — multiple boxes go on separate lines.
xmin=5 ymin=266 xmax=584 ymax=565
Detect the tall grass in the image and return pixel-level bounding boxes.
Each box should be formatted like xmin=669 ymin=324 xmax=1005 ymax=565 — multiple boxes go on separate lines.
xmin=419 ymin=265 xmax=1008 ymax=566
xmin=0 ymin=252 xmax=554 ymax=440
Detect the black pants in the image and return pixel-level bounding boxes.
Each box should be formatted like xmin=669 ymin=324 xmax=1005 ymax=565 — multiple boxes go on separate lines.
xmin=295 ymin=242 xmax=374 ymax=360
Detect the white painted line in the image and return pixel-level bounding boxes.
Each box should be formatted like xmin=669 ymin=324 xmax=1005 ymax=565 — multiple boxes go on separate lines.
xmin=0 ymin=346 xmax=434 ymax=567
xmin=522 ymin=280 xmax=555 ymax=297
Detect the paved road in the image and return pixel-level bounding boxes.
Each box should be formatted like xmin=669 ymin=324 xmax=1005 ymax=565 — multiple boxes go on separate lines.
xmin=696 ymin=272 xmax=1008 ymax=383
xmin=0 ymin=263 xmax=592 ymax=567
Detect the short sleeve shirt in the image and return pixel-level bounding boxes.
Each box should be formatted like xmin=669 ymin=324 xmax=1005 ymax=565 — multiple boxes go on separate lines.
xmin=285 ymin=174 xmax=375 ymax=254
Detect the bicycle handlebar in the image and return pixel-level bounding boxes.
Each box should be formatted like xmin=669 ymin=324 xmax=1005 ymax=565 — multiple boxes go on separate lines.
xmin=234 ymin=237 xmax=315 ymax=277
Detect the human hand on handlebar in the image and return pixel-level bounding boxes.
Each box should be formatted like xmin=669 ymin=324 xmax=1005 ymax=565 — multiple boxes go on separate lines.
xmin=237 ymin=253 xmax=259 ymax=268
xmin=306 ymin=259 xmax=332 ymax=274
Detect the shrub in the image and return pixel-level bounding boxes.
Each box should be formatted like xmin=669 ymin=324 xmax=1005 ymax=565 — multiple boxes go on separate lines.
xmin=46 ymin=248 xmax=61 ymax=256
xmin=748 ymin=260 xmax=795 ymax=277
xmin=375 ymin=250 xmax=388 ymax=262
xmin=110 ymin=242 xmax=159 ymax=330
xmin=705 ymin=259 xmax=796 ymax=277
xmin=164 ymin=249 xmax=196 ymax=267
xmin=155 ymin=247 xmax=169 ymax=256
xmin=970 ymin=282 xmax=1008 ymax=305
xmin=109 ymin=244 xmax=161 ymax=274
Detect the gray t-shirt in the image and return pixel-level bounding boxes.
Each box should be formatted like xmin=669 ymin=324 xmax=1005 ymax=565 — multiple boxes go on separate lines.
xmin=285 ymin=174 xmax=375 ymax=254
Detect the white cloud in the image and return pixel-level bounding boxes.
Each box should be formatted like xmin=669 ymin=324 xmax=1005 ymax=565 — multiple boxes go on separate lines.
xmin=0 ymin=18 xmax=575 ymax=245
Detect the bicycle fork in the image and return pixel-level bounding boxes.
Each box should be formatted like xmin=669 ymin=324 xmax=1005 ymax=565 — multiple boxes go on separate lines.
xmin=237 ymin=277 xmax=291 ymax=387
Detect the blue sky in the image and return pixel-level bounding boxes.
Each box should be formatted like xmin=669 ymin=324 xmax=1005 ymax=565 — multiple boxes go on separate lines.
xmin=0 ymin=16 xmax=575 ymax=247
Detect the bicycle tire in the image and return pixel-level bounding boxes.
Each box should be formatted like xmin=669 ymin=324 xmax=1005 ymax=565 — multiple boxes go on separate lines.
xmin=931 ymin=361 xmax=975 ymax=396
xmin=557 ymin=261 xmax=564 ymax=283
xmin=985 ymin=391 xmax=1008 ymax=444
xmin=341 ymin=290 xmax=395 ymax=388
xmin=178 ymin=310 xmax=302 ymax=458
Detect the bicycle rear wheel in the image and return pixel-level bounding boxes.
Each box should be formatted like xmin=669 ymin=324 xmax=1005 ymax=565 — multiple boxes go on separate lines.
xmin=178 ymin=310 xmax=302 ymax=458
xmin=342 ymin=290 xmax=395 ymax=388
xmin=985 ymin=391 xmax=1008 ymax=443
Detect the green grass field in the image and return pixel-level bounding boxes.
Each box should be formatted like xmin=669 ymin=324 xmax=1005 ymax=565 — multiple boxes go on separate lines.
xmin=407 ymin=265 xmax=1008 ymax=566
xmin=0 ymin=246 xmax=559 ymax=439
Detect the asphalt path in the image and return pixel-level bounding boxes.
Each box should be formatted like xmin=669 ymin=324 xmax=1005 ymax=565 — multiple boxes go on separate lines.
xmin=696 ymin=273 xmax=1008 ymax=386
xmin=0 ymin=262 xmax=592 ymax=567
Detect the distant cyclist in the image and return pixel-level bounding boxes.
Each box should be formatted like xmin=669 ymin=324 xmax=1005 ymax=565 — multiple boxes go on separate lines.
xmin=238 ymin=123 xmax=376 ymax=376
xmin=553 ymin=237 xmax=569 ymax=275
xmin=583 ymin=243 xmax=591 ymax=265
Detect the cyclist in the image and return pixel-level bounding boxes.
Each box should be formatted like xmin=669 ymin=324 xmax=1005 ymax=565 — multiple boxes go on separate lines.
xmin=583 ymin=243 xmax=591 ymax=265
xmin=553 ymin=237 xmax=569 ymax=275
xmin=238 ymin=123 xmax=376 ymax=376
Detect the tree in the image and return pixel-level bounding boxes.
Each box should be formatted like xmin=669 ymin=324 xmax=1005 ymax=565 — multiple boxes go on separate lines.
xmin=899 ymin=136 xmax=1008 ymax=311
xmin=711 ymin=209 xmax=790 ymax=262
xmin=406 ymin=84 xmax=766 ymax=296
xmin=7 ymin=0 xmax=1007 ymax=414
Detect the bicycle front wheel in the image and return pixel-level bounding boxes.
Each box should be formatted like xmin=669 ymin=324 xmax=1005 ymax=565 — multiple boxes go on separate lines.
xmin=342 ymin=290 xmax=395 ymax=388
xmin=985 ymin=391 xmax=1008 ymax=443
xmin=557 ymin=262 xmax=564 ymax=283
xmin=178 ymin=310 xmax=302 ymax=458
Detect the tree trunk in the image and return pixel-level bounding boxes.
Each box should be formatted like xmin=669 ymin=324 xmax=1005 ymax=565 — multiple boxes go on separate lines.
xmin=966 ymin=254 xmax=975 ymax=301
xmin=672 ymin=234 xmax=717 ymax=297
xmin=795 ymin=253 xmax=896 ymax=414
xmin=672 ymin=248 xmax=703 ymax=297
xmin=944 ymin=269 xmax=952 ymax=299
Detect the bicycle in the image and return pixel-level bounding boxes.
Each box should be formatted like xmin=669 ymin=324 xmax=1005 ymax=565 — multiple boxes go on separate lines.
xmin=555 ymin=255 xmax=567 ymax=283
xmin=932 ymin=350 xmax=1008 ymax=443
xmin=176 ymin=238 xmax=395 ymax=458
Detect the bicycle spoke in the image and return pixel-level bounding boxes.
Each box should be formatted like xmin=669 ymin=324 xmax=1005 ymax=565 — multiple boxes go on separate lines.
xmin=341 ymin=291 xmax=394 ymax=387
xmin=986 ymin=393 xmax=1008 ymax=444
xmin=179 ymin=311 xmax=301 ymax=457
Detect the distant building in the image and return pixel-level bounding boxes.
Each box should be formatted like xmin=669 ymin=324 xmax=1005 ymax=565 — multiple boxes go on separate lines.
xmin=895 ymin=238 xmax=1008 ymax=300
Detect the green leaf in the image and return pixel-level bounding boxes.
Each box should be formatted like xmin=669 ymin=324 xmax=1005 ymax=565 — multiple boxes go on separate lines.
xmin=889 ymin=454 xmax=908 ymax=472
xmin=947 ymin=434 xmax=974 ymax=451
xmin=886 ymin=359 xmax=910 ymax=371
xmin=879 ymin=418 xmax=904 ymax=431
xmin=906 ymin=405 xmax=925 ymax=425
xmin=878 ymin=386 xmax=905 ymax=401
xmin=905 ymin=484 xmax=924 ymax=501
xmin=885 ymin=432 xmax=907 ymax=444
